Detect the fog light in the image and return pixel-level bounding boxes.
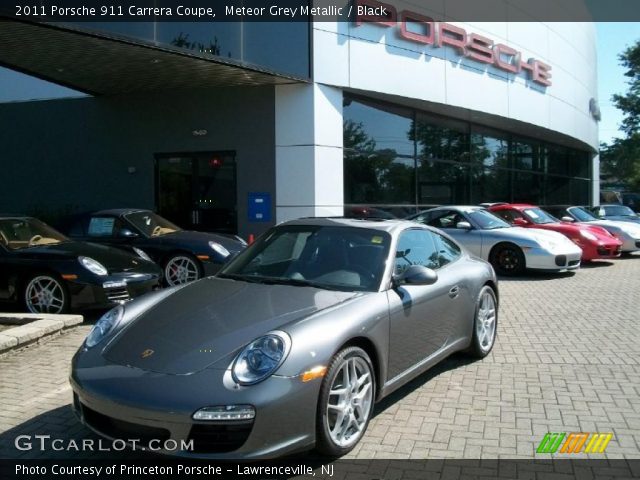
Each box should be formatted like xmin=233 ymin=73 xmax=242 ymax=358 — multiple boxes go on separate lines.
xmin=192 ymin=405 xmax=255 ymax=421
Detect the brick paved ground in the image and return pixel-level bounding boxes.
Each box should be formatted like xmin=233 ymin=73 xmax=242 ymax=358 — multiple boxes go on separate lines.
xmin=1 ymin=255 xmax=639 ymax=460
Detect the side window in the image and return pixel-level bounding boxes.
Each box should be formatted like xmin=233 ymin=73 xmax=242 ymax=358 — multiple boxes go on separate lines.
xmin=394 ymin=229 xmax=439 ymax=275
xmin=428 ymin=210 xmax=463 ymax=229
xmin=433 ymin=233 xmax=462 ymax=267
xmin=87 ymin=217 xmax=120 ymax=237
xmin=493 ymin=209 xmax=520 ymax=224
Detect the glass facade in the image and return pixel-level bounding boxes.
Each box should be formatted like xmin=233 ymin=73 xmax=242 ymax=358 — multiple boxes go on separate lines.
xmin=58 ymin=20 xmax=310 ymax=79
xmin=344 ymin=95 xmax=592 ymax=217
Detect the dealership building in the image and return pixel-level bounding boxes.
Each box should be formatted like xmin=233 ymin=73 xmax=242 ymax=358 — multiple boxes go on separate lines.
xmin=0 ymin=4 xmax=599 ymax=237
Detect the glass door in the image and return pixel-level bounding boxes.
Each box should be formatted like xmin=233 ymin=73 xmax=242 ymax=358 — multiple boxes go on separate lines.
xmin=155 ymin=152 xmax=237 ymax=233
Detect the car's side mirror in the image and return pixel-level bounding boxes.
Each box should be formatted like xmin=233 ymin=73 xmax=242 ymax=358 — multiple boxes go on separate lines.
xmin=561 ymin=216 xmax=575 ymax=223
xmin=393 ymin=265 xmax=438 ymax=287
xmin=512 ymin=218 xmax=529 ymax=226
xmin=456 ymin=221 xmax=472 ymax=230
xmin=118 ymin=228 xmax=139 ymax=239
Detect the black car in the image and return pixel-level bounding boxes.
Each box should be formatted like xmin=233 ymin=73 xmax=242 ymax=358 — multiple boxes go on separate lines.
xmin=62 ymin=209 xmax=246 ymax=286
xmin=0 ymin=216 xmax=161 ymax=314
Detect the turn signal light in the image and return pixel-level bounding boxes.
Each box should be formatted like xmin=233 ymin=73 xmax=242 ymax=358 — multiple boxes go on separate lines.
xmin=192 ymin=405 xmax=255 ymax=421
xmin=301 ymin=366 xmax=327 ymax=382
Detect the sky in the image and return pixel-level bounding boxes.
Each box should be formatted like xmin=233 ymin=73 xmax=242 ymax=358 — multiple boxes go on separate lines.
xmin=596 ymin=23 xmax=639 ymax=145
xmin=0 ymin=23 xmax=638 ymax=146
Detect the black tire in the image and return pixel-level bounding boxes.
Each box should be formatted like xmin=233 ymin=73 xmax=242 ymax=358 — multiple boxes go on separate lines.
xmin=316 ymin=346 xmax=375 ymax=457
xmin=23 ymin=274 xmax=70 ymax=314
xmin=162 ymin=253 xmax=203 ymax=286
xmin=489 ymin=243 xmax=525 ymax=276
xmin=467 ymin=285 xmax=498 ymax=358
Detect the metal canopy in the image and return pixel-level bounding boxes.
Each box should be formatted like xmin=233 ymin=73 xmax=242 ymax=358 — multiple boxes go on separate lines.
xmin=0 ymin=20 xmax=305 ymax=96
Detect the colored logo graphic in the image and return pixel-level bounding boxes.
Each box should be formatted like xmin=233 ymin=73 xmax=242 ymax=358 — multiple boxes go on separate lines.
xmin=536 ymin=433 xmax=613 ymax=454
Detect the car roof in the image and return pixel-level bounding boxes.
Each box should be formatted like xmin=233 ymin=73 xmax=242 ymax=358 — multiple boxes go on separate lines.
xmin=0 ymin=214 xmax=31 ymax=219
xmin=281 ymin=217 xmax=424 ymax=235
xmin=93 ymin=208 xmax=150 ymax=216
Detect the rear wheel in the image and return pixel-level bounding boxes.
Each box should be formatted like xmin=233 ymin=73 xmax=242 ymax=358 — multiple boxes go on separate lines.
xmin=489 ymin=243 xmax=525 ymax=276
xmin=316 ymin=347 xmax=375 ymax=456
xmin=467 ymin=286 xmax=498 ymax=358
xmin=163 ymin=254 xmax=202 ymax=286
xmin=23 ymin=274 xmax=69 ymax=314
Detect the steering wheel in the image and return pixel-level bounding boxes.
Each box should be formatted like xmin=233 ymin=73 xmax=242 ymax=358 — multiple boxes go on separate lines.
xmin=151 ymin=226 xmax=162 ymax=237
xmin=28 ymin=234 xmax=43 ymax=246
xmin=346 ymin=264 xmax=377 ymax=284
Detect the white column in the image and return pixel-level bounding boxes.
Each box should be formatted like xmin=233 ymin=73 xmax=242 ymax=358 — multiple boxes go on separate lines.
xmin=274 ymin=83 xmax=343 ymax=223
xmin=592 ymin=153 xmax=600 ymax=206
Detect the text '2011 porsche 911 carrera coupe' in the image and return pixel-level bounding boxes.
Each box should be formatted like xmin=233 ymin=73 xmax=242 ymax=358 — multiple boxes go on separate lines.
xmin=71 ymin=218 xmax=498 ymax=459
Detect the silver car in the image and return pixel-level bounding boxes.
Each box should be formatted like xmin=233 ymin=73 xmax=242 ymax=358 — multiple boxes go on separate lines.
xmin=70 ymin=218 xmax=497 ymax=459
xmin=408 ymin=206 xmax=582 ymax=275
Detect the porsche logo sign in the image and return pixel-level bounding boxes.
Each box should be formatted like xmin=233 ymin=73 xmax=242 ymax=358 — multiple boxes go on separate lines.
xmin=140 ymin=349 xmax=155 ymax=359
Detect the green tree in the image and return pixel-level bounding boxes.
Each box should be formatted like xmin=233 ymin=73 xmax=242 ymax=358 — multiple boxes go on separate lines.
xmin=600 ymin=39 xmax=640 ymax=189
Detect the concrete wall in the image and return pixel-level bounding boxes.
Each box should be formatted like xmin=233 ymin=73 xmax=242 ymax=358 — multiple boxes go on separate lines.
xmin=0 ymin=86 xmax=276 ymax=238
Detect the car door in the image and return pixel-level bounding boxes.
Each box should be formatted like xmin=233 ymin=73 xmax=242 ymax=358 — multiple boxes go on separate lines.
xmin=427 ymin=209 xmax=484 ymax=258
xmin=386 ymin=228 xmax=469 ymax=380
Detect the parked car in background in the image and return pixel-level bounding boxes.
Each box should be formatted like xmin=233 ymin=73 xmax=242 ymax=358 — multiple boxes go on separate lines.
xmin=71 ymin=217 xmax=498 ymax=459
xmin=590 ymin=204 xmax=640 ymax=225
xmin=62 ymin=209 xmax=246 ymax=286
xmin=543 ymin=205 xmax=640 ymax=254
xmin=344 ymin=206 xmax=397 ymax=220
xmin=408 ymin=206 xmax=582 ymax=275
xmin=0 ymin=216 xmax=161 ymax=314
xmin=488 ymin=204 xmax=622 ymax=261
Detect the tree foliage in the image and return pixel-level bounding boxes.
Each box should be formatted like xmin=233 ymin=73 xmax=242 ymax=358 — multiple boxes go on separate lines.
xmin=601 ymin=39 xmax=640 ymax=189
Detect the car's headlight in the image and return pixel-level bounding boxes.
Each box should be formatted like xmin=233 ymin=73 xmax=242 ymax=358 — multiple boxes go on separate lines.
xmin=209 ymin=241 xmax=230 ymax=258
xmin=78 ymin=256 xmax=108 ymax=276
xmin=132 ymin=247 xmax=152 ymax=261
xmin=84 ymin=305 xmax=124 ymax=348
xmin=580 ymin=231 xmax=598 ymax=242
xmin=231 ymin=332 xmax=291 ymax=385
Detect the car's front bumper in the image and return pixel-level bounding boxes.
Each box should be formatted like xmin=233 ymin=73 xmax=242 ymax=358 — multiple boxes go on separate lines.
xmin=67 ymin=273 xmax=161 ymax=310
xmin=70 ymin=360 xmax=319 ymax=459
xmin=618 ymin=236 xmax=640 ymax=253
xmin=523 ymin=246 xmax=582 ymax=271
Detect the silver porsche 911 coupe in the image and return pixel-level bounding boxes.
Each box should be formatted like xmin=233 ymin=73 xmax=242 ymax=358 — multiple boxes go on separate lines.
xmin=70 ymin=218 xmax=498 ymax=459
xmin=408 ymin=206 xmax=583 ymax=275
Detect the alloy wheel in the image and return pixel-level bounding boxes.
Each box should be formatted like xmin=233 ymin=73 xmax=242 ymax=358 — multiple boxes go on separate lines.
xmin=164 ymin=256 xmax=200 ymax=286
xmin=475 ymin=289 xmax=497 ymax=354
xmin=25 ymin=276 xmax=66 ymax=314
xmin=325 ymin=355 xmax=374 ymax=448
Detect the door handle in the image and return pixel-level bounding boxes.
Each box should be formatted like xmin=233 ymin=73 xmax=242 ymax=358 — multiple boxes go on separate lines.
xmin=448 ymin=286 xmax=460 ymax=298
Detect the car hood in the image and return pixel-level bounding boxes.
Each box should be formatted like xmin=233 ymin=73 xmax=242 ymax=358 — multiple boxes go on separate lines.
xmin=161 ymin=230 xmax=244 ymax=253
xmin=602 ymin=215 xmax=640 ymax=224
xmin=493 ymin=226 xmax=570 ymax=244
xmin=17 ymin=241 xmax=152 ymax=273
xmin=586 ymin=219 xmax=640 ymax=236
xmin=103 ymin=277 xmax=361 ymax=375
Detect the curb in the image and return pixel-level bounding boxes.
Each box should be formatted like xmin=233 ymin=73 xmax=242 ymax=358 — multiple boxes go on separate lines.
xmin=0 ymin=313 xmax=84 ymax=355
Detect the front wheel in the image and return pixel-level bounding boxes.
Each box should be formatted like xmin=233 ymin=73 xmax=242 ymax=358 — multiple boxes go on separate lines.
xmin=316 ymin=346 xmax=375 ymax=456
xmin=163 ymin=254 xmax=202 ymax=286
xmin=467 ymin=286 xmax=498 ymax=358
xmin=489 ymin=243 xmax=525 ymax=276
xmin=23 ymin=274 xmax=69 ymax=314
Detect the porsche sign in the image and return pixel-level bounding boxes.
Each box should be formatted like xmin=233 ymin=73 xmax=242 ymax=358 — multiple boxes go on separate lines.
xmin=354 ymin=0 xmax=552 ymax=87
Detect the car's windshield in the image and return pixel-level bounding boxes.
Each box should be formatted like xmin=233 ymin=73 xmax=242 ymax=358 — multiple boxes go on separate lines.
xmin=569 ymin=207 xmax=598 ymax=222
xmin=124 ymin=211 xmax=182 ymax=237
xmin=219 ymin=225 xmax=391 ymax=292
xmin=0 ymin=218 xmax=68 ymax=250
xmin=523 ymin=208 xmax=558 ymax=225
xmin=604 ymin=205 xmax=637 ymax=217
xmin=467 ymin=209 xmax=511 ymax=230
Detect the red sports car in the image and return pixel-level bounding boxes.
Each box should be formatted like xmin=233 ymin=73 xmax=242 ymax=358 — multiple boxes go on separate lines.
xmin=488 ymin=204 xmax=622 ymax=261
